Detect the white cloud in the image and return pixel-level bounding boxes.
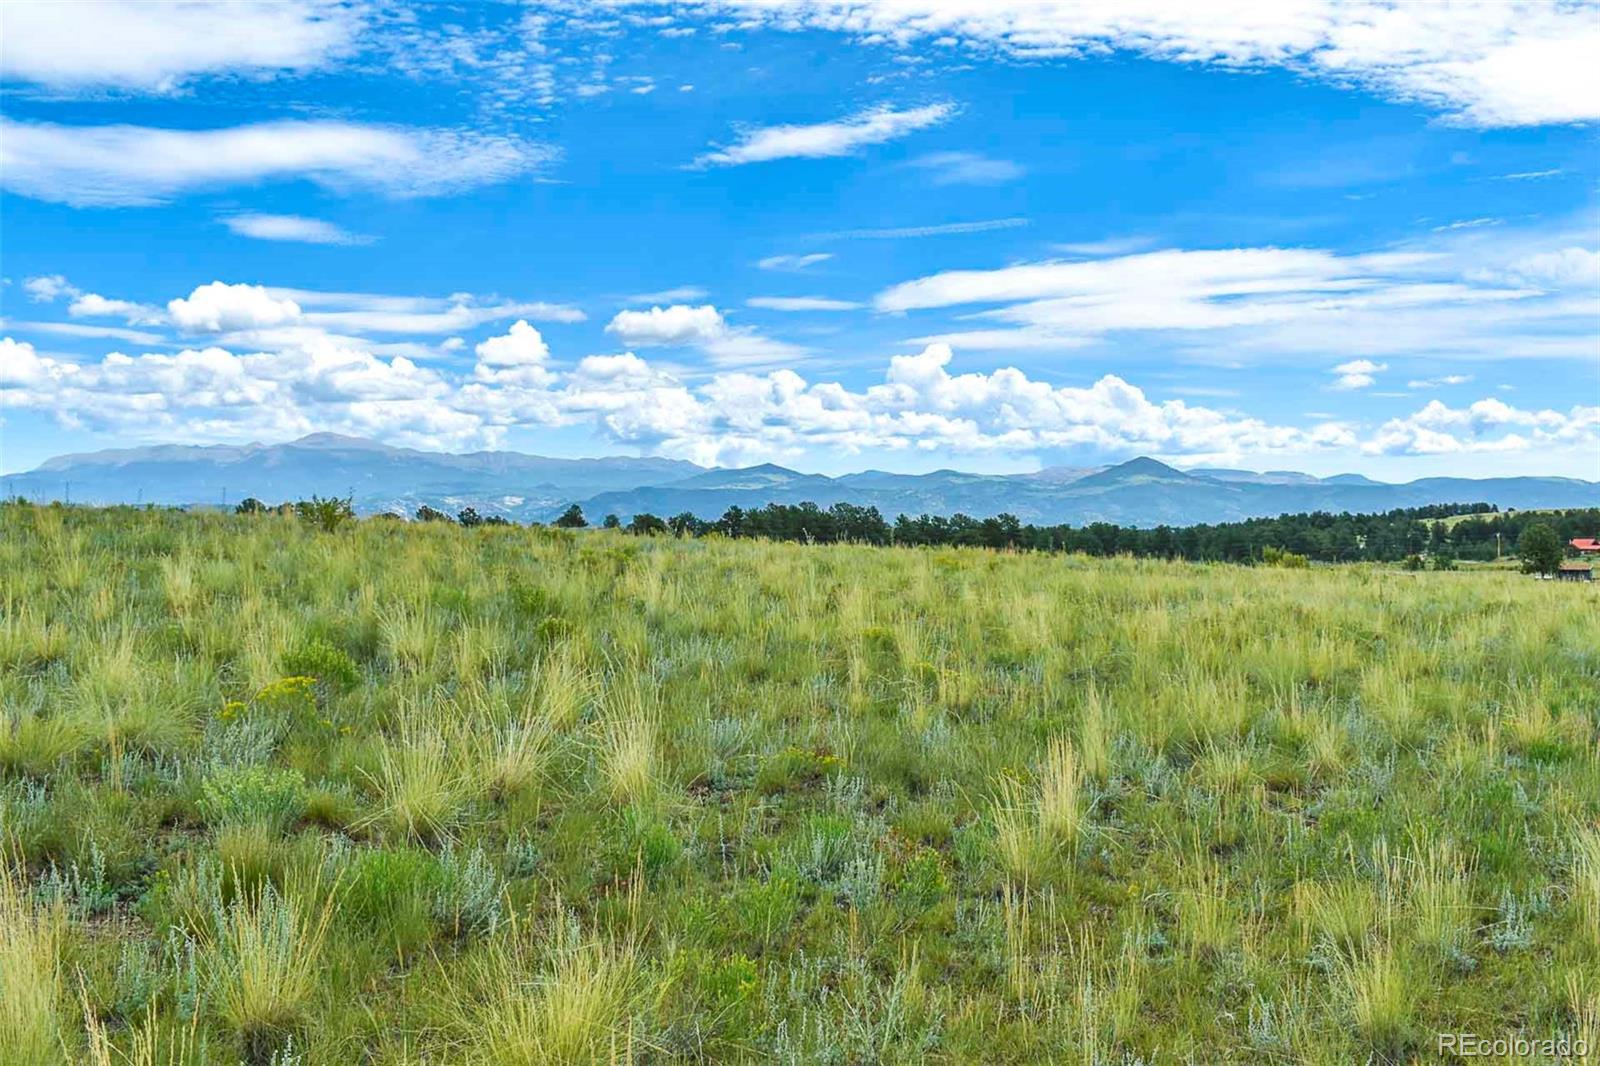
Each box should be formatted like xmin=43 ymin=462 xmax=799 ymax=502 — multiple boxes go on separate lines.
xmin=747 ymin=296 xmax=862 ymax=311
xmin=905 ymin=151 xmax=1023 ymax=185
xmin=1433 ymin=217 xmax=1502 ymax=232
xmin=1367 ymin=398 xmax=1600 ymax=455
xmin=1330 ymin=358 xmax=1386 ymax=390
xmin=1053 ymin=236 xmax=1158 ymax=256
xmin=473 ymin=321 xmax=555 ymax=388
xmin=1408 ymin=374 xmax=1473 ymax=389
xmin=1494 ymin=248 xmax=1600 ymax=290
xmin=757 ymin=253 xmax=832 ymax=271
xmin=67 ymin=293 xmax=164 ymax=325
xmin=604 ymin=303 xmax=806 ymax=366
xmin=813 ymin=217 xmax=1028 ymax=241
xmin=223 ymin=214 xmax=372 ymax=245
xmin=713 ymin=1 xmax=1600 ymax=128
xmin=23 ymin=275 xmax=75 ymax=302
xmin=7 ymin=332 xmax=1596 ymax=470
xmin=0 ymin=0 xmax=358 ymax=93
xmin=0 ymin=321 xmax=167 ymax=345
xmin=0 ymin=119 xmax=549 ymax=207
xmin=168 ymin=283 xmax=302 ymax=333
xmin=874 ymin=244 xmax=1586 ymax=364
xmin=475 ymin=321 xmax=550 ymax=366
xmin=627 ymin=286 xmax=710 ymax=304
xmin=694 ymin=103 xmax=954 ymax=166
xmin=606 ymin=304 xmax=729 ymax=346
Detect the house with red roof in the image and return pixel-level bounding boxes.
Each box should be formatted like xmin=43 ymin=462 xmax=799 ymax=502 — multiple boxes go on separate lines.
xmin=1571 ymin=538 xmax=1600 ymax=555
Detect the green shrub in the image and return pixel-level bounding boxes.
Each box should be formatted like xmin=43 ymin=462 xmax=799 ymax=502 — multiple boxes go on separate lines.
xmin=294 ymin=495 xmax=354 ymax=533
xmin=198 ymin=765 xmax=307 ymax=831
xmin=280 ymin=639 xmax=360 ymax=691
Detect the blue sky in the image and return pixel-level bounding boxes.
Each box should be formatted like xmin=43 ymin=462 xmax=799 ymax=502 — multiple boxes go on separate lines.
xmin=1 ymin=1 xmax=1597 ymax=480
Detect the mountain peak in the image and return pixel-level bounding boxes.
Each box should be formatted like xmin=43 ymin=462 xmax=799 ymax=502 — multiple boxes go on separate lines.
xmin=291 ymin=432 xmax=395 ymax=451
xmin=1112 ymin=456 xmax=1187 ymax=477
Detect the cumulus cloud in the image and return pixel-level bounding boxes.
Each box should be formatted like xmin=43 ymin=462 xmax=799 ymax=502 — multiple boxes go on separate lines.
xmin=474 ymin=320 xmax=550 ymax=367
xmin=606 ymin=304 xmax=729 ymax=346
xmin=0 ymin=118 xmax=550 ymax=207
xmin=604 ymin=303 xmax=806 ymax=367
xmin=1367 ymin=398 xmax=1600 ymax=456
xmin=223 ymin=214 xmax=372 ymax=245
xmin=23 ymin=275 xmax=75 ymax=302
xmin=7 ymin=333 xmax=1596 ymax=469
xmin=711 ymin=1 xmax=1600 ymax=128
xmin=1330 ymin=359 xmax=1386 ymax=390
xmin=0 ymin=0 xmax=358 ymax=93
xmin=168 ymin=283 xmax=303 ymax=333
xmin=472 ymin=321 xmax=555 ymax=388
xmin=694 ymin=103 xmax=954 ymax=166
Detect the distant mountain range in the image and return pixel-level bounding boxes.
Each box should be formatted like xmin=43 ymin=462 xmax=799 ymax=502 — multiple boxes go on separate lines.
xmin=7 ymin=434 xmax=1598 ymax=528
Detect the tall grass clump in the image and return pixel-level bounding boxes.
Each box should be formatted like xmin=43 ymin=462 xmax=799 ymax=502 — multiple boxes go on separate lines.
xmin=1037 ymin=735 xmax=1085 ymax=848
xmin=360 ymin=709 xmax=474 ymax=843
xmin=599 ymin=694 xmax=660 ymax=809
xmin=0 ymin=855 xmax=66 ymax=1066
xmin=990 ymin=774 xmax=1045 ymax=885
xmin=453 ymin=922 xmax=644 ymax=1065
xmin=1574 ymin=827 xmax=1600 ymax=950
xmin=1337 ymin=943 xmax=1413 ymax=1057
xmin=205 ymin=879 xmax=339 ymax=1065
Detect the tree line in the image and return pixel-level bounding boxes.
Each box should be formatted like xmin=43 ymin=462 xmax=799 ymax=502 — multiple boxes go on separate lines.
xmin=572 ymin=500 xmax=1600 ymax=565
xmin=225 ymin=494 xmax=1598 ymax=566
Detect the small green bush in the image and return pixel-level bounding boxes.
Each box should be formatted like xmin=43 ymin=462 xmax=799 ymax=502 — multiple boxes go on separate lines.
xmin=198 ymin=765 xmax=307 ymax=832
xmin=294 ymin=495 xmax=354 ymax=533
xmin=280 ymin=639 xmax=360 ymax=691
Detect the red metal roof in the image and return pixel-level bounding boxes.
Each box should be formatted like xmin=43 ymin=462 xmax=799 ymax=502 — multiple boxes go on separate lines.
xmin=1571 ymin=538 xmax=1600 ymax=552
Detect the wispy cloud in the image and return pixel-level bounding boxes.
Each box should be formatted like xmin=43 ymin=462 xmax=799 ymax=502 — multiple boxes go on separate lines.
xmin=904 ymin=151 xmax=1023 ymax=185
xmin=1432 ymin=217 xmax=1502 ymax=232
xmin=0 ymin=119 xmax=550 ymax=207
xmin=717 ymin=2 xmax=1600 ymax=128
xmin=813 ymin=217 xmax=1029 ymax=241
xmin=747 ymin=296 xmax=861 ymax=312
xmin=1496 ymin=169 xmax=1565 ymax=180
xmin=222 ymin=214 xmax=373 ymax=246
xmin=627 ymin=286 xmax=709 ymax=304
xmin=0 ymin=0 xmax=359 ymax=93
xmin=1053 ymin=236 xmax=1158 ymax=257
xmin=693 ymin=103 xmax=954 ymax=167
xmin=757 ymin=253 xmax=832 ymax=272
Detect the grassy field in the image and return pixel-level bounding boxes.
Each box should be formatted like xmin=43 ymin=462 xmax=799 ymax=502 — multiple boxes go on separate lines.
xmin=3 ymin=503 xmax=1598 ymax=1064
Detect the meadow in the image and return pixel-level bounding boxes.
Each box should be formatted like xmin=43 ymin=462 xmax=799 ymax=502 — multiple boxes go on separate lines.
xmin=2 ymin=502 xmax=1598 ymax=1064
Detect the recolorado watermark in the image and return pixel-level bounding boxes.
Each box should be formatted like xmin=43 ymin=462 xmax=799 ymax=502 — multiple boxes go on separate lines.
xmin=1438 ymin=1032 xmax=1590 ymax=1058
